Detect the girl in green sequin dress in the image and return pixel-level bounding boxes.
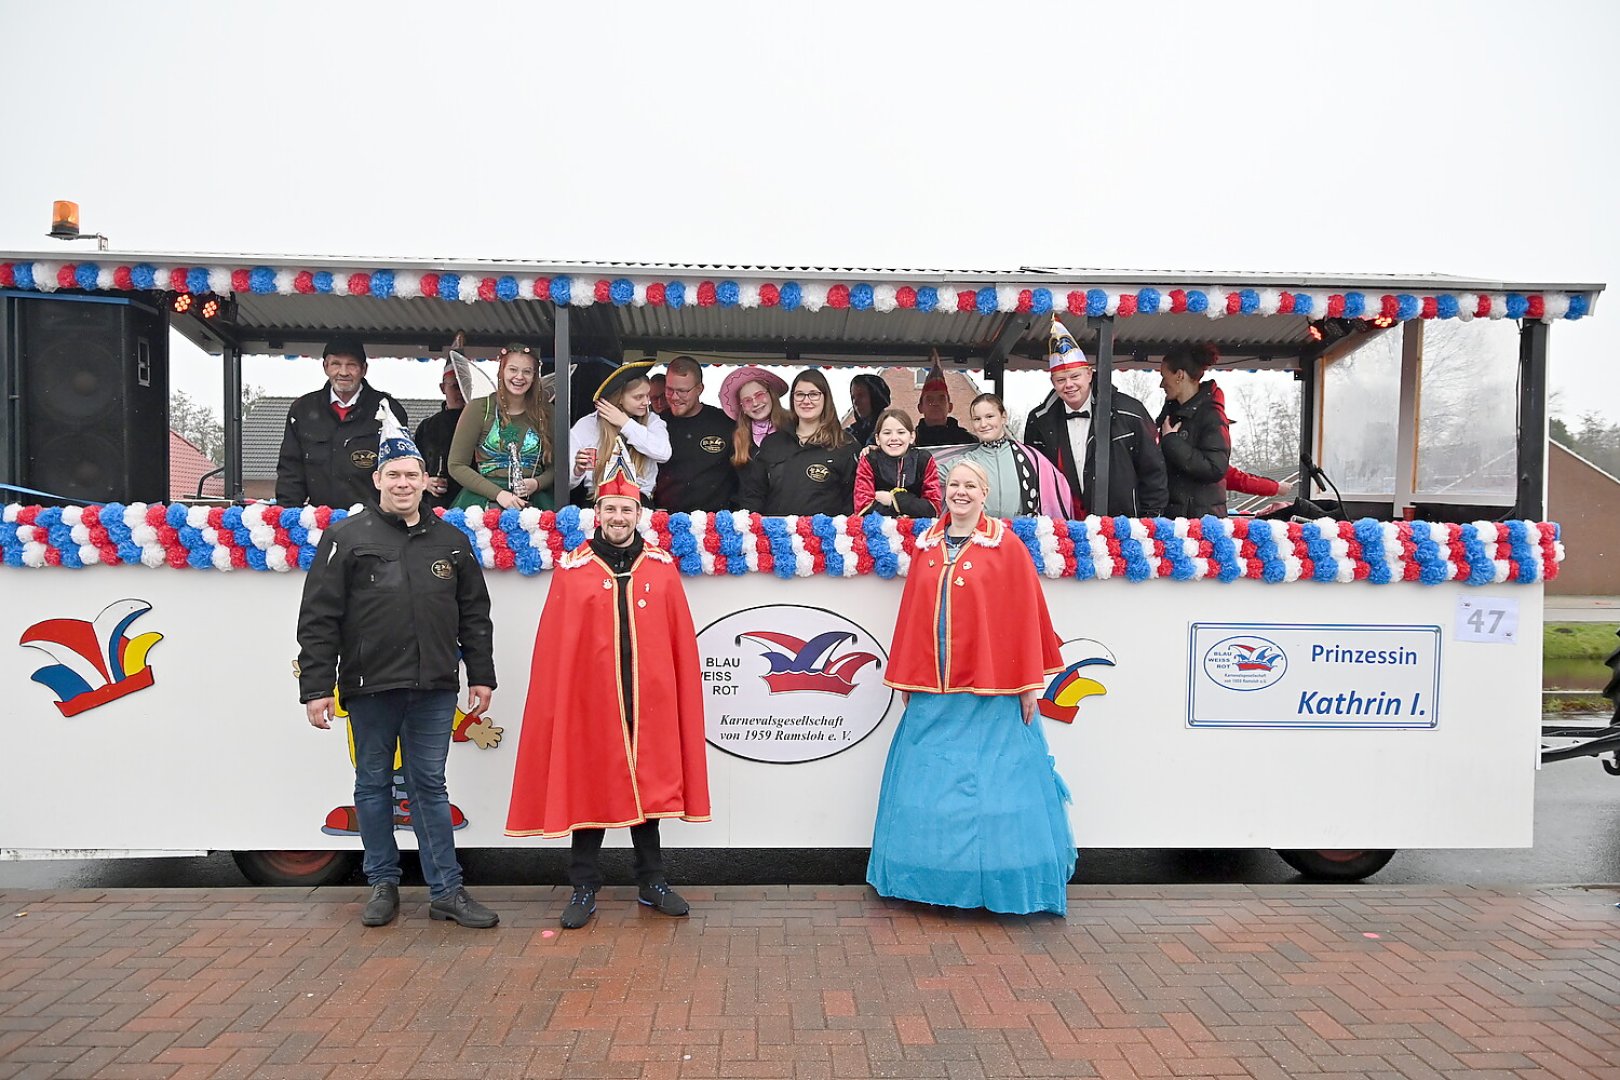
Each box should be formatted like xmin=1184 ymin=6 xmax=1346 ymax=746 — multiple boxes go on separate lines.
xmin=448 ymin=345 xmax=555 ymax=510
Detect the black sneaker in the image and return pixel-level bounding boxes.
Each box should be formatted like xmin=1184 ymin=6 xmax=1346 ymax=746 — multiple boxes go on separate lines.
xmin=560 ymin=887 xmax=597 ymax=930
xmin=428 ymin=887 xmax=499 ymax=928
xmin=361 ymin=882 xmax=399 ymax=927
xmin=637 ymin=881 xmax=690 ymax=917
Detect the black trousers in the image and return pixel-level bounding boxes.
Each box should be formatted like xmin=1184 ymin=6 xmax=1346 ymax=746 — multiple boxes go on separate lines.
xmin=568 ymin=820 xmax=664 ymax=889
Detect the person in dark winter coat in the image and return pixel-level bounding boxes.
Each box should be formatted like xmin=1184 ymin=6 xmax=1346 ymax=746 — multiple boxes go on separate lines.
xmin=853 ymin=409 xmax=942 ymax=517
xmin=1021 ymin=318 xmax=1168 ymax=518
xmin=845 ymin=373 xmax=893 ymax=447
xmin=276 ymin=340 xmax=409 ymax=509
xmin=738 ymin=370 xmax=858 ymax=516
xmin=414 ymin=362 xmax=466 ymax=511
xmin=296 ymin=408 xmax=499 ymax=931
xmin=1157 ymin=345 xmax=1232 ymax=518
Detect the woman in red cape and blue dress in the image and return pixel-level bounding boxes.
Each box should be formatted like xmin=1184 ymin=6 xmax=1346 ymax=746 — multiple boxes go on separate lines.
xmin=868 ymin=457 xmax=1076 ymax=916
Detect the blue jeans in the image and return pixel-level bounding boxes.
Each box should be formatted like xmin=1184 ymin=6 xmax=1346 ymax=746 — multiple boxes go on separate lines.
xmin=346 ymin=688 xmax=463 ymax=901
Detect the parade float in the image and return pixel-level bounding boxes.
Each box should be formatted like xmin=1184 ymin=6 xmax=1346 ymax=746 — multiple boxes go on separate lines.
xmin=0 ymin=242 xmax=1598 ymax=883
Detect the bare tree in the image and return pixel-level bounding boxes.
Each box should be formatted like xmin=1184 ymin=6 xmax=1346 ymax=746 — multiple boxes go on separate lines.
xmin=170 ymin=385 xmax=265 ymax=464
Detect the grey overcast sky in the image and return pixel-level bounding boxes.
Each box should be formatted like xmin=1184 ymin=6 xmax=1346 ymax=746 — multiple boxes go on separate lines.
xmin=1 ymin=0 xmax=1615 ymax=422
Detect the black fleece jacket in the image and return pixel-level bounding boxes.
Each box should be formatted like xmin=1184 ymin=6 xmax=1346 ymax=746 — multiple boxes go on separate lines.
xmin=1156 ymin=381 xmax=1231 ymax=518
xmin=296 ymin=507 xmax=496 ymax=702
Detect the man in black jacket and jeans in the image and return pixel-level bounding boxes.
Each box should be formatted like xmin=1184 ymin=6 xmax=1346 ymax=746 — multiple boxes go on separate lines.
xmin=276 ymin=340 xmax=409 ymax=509
xmin=296 ymin=405 xmax=499 ymax=929
xmin=1023 ymin=318 xmax=1168 ymax=518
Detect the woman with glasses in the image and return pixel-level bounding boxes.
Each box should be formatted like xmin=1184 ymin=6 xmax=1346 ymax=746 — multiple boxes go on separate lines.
xmin=448 ymin=344 xmax=555 ymax=511
xmin=737 ymin=370 xmax=858 ymax=517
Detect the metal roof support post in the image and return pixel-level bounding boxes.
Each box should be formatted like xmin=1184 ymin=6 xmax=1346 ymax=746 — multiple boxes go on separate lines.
xmin=1392 ymin=321 xmax=1423 ymax=518
xmin=222 ymin=340 xmax=244 ymax=501
xmin=1 ymin=298 xmax=16 ymax=489
xmin=1296 ymin=355 xmax=1318 ymax=501
xmin=1515 ymin=319 xmax=1549 ymax=520
xmin=552 ymin=306 xmax=572 ymax=511
xmin=982 ymin=312 xmax=1030 ymax=405
xmin=1090 ymin=315 xmax=1114 ymax=516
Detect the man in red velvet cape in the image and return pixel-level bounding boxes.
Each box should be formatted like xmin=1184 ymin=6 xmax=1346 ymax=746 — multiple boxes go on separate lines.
xmin=506 ymin=438 xmax=711 ymax=929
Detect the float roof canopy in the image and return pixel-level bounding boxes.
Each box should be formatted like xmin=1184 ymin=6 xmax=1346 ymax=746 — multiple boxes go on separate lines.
xmin=0 ymin=249 xmax=1603 ymax=370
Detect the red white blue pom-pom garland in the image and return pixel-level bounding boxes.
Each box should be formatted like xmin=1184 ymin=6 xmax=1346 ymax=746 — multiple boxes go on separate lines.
xmin=0 ymin=260 xmax=1593 ymax=325
xmin=0 ymin=503 xmax=1563 ymax=586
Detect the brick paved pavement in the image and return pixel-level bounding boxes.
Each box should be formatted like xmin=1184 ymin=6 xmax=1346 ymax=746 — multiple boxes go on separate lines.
xmin=1 ymin=884 xmax=1616 ymax=1079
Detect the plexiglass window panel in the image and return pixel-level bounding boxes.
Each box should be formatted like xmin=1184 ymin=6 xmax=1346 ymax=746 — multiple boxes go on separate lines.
xmin=1320 ymin=328 xmax=1401 ymax=495
xmin=1414 ymin=321 xmax=1517 ymax=501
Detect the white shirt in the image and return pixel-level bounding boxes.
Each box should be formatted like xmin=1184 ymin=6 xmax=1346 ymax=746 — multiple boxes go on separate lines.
xmin=569 ymin=412 xmax=672 ymax=495
xmin=1063 ymin=399 xmax=1091 ymax=497
xmin=328 ymin=385 xmax=362 ymax=410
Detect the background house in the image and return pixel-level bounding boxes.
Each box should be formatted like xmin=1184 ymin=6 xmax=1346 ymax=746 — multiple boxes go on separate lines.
xmin=168 ymin=431 xmax=225 ymax=501
xmin=1547 ymin=439 xmax=1620 ymax=597
xmin=843 ymin=368 xmax=985 ymax=433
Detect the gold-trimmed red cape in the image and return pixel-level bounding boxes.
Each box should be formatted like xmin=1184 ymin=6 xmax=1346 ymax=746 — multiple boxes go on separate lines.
xmin=885 ymin=514 xmax=1064 ymax=695
xmin=505 ymin=541 xmax=711 ymax=838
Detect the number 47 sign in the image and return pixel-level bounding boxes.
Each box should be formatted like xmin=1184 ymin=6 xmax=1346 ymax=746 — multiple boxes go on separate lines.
xmin=1455 ymin=596 xmax=1520 ymax=645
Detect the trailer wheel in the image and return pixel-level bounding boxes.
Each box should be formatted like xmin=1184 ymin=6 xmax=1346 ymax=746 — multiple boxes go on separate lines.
xmin=231 ymin=850 xmax=360 ymax=887
xmin=1274 ymin=849 xmax=1395 ymax=881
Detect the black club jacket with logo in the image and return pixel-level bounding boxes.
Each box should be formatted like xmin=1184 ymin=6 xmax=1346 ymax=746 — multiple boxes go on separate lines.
xmin=653 ymin=404 xmax=740 ymax=512
xmin=738 ymin=430 xmax=859 ymax=517
xmin=295 ymin=508 xmax=497 ymax=703
xmin=275 ymin=381 xmax=409 ymax=509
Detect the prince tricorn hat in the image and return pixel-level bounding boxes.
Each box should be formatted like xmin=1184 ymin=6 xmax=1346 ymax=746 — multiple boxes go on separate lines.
xmin=595 ymin=436 xmax=642 ymax=504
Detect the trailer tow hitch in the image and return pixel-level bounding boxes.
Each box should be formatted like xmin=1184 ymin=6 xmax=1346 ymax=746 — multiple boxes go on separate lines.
xmin=1541 ymin=725 xmax=1620 ymax=768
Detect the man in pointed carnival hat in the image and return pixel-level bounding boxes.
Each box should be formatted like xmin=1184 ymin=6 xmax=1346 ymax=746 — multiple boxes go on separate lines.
xmin=1023 ymin=316 xmax=1168 ymax=518
xmin=913 ymin=353 xmax=975 ymax=448
xmin=507 ymin=437 xmax=711 ymax=930
xmin=296 ymin=401 xmax=500 ymax=929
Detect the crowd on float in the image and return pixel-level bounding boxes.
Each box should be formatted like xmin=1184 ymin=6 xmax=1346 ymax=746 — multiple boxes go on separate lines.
xmin=289 ymin=320 xmax=1245 ymax=930
xmin=274 ymin=317 xmax=1295 ymax=530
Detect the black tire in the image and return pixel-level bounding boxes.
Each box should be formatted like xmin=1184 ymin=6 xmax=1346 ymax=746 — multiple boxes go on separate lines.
xmin=1274 ymin=848 xmax=1396 ymax=882
xmin=231 ymin=850 xmax=360 ymax=887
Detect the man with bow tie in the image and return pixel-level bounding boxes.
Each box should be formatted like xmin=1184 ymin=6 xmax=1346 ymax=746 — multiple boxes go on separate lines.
xmin=1022 ymin=318 xmax=1167 ymax=519
xmin=275 ymin=339 xmax=409 ymax=510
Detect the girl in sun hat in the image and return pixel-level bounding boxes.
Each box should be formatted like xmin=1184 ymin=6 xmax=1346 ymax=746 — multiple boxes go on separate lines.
xmin=567 ymin=360 xmax=671 ymax=504
xmin=719 ymin=364 xmax=791 ymax=469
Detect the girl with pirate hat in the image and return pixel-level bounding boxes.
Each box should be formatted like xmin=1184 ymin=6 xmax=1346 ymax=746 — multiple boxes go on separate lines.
xmin=567 ymin=360 xmax=672 ymax=505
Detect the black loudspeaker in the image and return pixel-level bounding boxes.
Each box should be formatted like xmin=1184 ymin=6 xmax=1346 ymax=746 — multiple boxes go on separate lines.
xmin=1 ymin=294 xmax=169 ymax=504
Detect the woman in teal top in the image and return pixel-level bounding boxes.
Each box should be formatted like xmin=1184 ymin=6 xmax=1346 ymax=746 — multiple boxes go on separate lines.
xmin=448 ymin=345 xmax=555 ymax=510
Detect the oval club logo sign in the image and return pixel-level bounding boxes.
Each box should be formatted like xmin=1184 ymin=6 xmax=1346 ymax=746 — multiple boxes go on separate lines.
xmin=1202 ymin=635 xmax=1289 ymax=691
xmin=696 ymin=604 xmax=894 ymax=764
